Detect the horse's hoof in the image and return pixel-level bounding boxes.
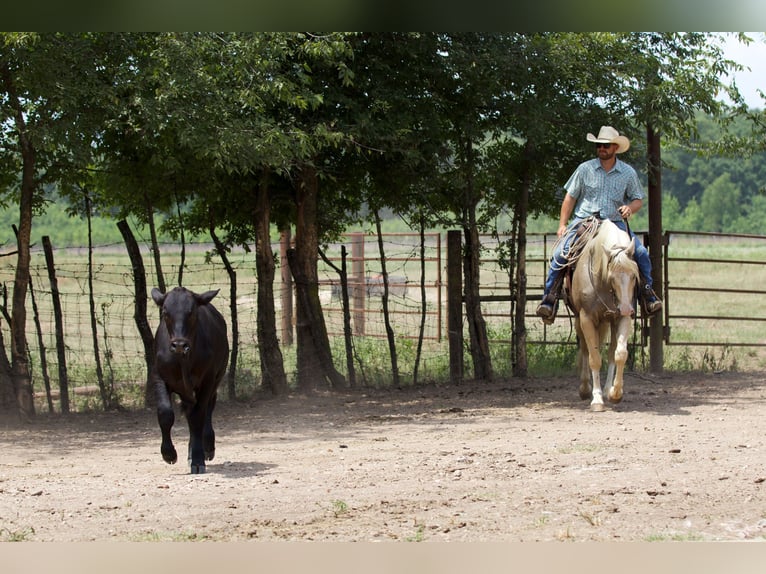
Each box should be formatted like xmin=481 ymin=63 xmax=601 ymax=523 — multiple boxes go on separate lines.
xmin=190 ymin=463 xmax=206 ymax=474
xmin=590 ymin=403 xmax=606 ymax=412
xmin=608 ymin=393 xmax=623 ymax=404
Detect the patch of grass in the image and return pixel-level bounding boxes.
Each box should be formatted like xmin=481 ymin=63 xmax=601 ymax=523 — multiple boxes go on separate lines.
xmin=527 ymin=343 xmax=578 ymax=376
xmin=664 ymin=345 xmax=738 ymax=372
xmin=644 ymin=532 xmax=705 ymax=542
xmin=130 ymin=530 xmax=210 ymax=542
xmin=406 ymin=524 xmax=426 ymax=542
xmin=556 ymin=443 xmax=602 ymax=455
xmin=1 ymin=527 xmax=35 ymax=542
xmin=331 ymin=499 xmax=349 ymax=517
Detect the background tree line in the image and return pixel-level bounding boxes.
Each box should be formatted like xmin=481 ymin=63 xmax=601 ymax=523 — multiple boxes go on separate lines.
xmin=1 ymin=32 xmax=761 ymax=418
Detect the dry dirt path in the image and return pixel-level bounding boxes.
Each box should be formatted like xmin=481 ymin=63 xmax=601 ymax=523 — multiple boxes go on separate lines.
xmin=2 ymin=372 xmax=766 ymax=543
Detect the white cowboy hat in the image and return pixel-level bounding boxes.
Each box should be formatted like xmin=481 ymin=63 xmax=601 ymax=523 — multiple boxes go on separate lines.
xmin=586 ymin=126 xmax=630 ymax=153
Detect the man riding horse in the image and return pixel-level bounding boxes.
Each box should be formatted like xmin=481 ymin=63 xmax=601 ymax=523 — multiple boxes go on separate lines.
xmin=536 ymin=126 xmax=663 ymax=323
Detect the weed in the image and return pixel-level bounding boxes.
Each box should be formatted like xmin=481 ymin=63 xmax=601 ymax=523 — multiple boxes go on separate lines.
xmin=1 ymin=527 xmax=35 ymax=542
xmin=331 ymin=499 xmax=349 ymax=517
xmin=406 ymin=524 xmax=426 ymax=542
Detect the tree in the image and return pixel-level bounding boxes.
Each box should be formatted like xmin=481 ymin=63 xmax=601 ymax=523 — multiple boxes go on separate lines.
xmin=0 ymin=33 xmax=111 ymax=416
xmin=601 ymin=32 xmax=746 ymax=371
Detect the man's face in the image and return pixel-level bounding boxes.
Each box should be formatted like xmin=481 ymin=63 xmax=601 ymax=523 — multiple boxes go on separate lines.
xmin=596 ymin=142 xmax=617 ymax=160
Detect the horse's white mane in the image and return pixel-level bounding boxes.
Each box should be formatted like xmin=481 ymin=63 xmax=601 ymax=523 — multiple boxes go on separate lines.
xmin=591 ymin=220 xmax=638 ymax=280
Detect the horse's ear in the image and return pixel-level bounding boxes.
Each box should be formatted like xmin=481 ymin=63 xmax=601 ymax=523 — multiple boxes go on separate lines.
xmin=625 ymin=238 xmax=636 ymax=257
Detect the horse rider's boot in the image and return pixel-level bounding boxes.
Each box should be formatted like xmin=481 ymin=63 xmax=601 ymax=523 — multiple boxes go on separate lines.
xmin=537 ymin=272 xmax=565 ymax=324
xmin=536 ymin=292 xmax=560 ymax=325
xmin=640 ymin=282 xmax=663 ymax=317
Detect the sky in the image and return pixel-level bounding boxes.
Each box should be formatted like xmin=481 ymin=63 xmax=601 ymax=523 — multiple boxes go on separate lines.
xmin=720 ymin=32 xmax=766 ymax=109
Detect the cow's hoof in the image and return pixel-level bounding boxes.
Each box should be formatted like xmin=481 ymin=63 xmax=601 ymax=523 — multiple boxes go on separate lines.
xmin=162 ymin=447 xmax=178 ymax=465
xmin=590 ymin=402 xmax=606 ymax=412
xmin=190 ymin=464 xmax=206 ymax=474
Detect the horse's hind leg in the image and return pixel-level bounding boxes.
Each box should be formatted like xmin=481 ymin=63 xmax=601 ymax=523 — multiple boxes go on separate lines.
xmin=576 ymin=335 xmax=592 ymax=400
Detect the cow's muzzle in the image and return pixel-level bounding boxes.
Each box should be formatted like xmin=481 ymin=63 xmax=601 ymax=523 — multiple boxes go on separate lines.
xmin=170 ymin=339 xmax=191 ymax=355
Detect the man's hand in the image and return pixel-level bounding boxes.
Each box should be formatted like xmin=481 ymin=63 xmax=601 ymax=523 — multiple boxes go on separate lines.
xmin=618 ymin=205 xmax=632 ymax=219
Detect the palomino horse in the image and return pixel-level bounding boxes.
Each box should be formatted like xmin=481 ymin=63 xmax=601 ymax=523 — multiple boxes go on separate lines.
xmin=568 ymin=218 xmax=640 ymax=412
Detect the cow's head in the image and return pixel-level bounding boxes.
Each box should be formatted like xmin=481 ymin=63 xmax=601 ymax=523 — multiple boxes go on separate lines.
xmin=152 ymin=287 xmax=219 ymax=356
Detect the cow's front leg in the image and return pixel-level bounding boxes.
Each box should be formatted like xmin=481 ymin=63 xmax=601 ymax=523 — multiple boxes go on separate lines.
xmin=184 ymin=400 xmax=207 ymax=474
xmin=155 ymin=381 xmax=177 ymax=465
xmin=203 ymin=392 xmax=217 ymax=461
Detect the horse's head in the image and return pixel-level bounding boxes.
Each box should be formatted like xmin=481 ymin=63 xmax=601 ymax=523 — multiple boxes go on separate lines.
xmin=604 ymin=241 xmax=639 ymax=318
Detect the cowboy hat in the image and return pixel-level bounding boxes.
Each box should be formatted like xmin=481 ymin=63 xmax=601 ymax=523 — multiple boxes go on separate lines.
xmin=586 ymin=126 xmax=630 ymax=153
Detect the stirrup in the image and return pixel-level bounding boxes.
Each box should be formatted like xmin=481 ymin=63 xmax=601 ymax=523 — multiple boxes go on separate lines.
xmin=536 ymin=296 xmax=558 ymax=325
xmin=639 ymin=284 xmax=662 ymax=317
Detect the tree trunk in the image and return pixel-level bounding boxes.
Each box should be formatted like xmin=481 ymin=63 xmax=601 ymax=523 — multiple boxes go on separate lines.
xmin=513 ymin=159 xmax=531 ymax=377
xmin=85 ymin=194 xmax=109 ymax=410
xmin=28 ymin=264 xmax=54 ymax=413
xmin=373 ymin=209 xmax=400 ymax=387
xmin=209 ymin=226 xmax=239 ymax=401
xmin=117 ymin=219 xmax=155 ymax=407
xmin=253 ymin=173 xmax=288 ymax=396
xmin=4 ymin=63 xmax=36 ymax=418
xmin=412 ymin=215 xmax=427 ymax=385
xmin=0 ymin=326 xmax=16 ymax=415
xmin=646 ymin=124 xmax=664 ymax=373
xmin=42 ymin=237 xmax=70 ymax=414
xmin=319 ymin=245 xmax=356 ymax=387
xmin=463 ymin=208 xmax=493 ymax=382
xmin=289 ymin=164 xmax=345 ymax=392
xmin=145 ymin=192 xmax=166 ymax=293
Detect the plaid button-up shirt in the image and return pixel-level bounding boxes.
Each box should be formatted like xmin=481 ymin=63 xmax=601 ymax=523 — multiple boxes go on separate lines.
xmin=563 ymin=157 xmax=643 ymax=222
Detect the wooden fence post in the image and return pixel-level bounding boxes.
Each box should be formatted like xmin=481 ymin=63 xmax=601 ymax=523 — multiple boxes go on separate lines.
xmin=280 ymin=228 xmax=293 ymax=346
xmin=350 ymin=232 xmax=365 ymax=335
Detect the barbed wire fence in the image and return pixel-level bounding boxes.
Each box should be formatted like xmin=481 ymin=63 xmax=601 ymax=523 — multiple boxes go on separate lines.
xmin=0 ymin=232 xmax=475 ymax=412
xmin=4 ymin=227 xmax=763 ymax=413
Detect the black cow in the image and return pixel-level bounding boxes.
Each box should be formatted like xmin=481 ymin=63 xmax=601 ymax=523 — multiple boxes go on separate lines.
xmin=151 ymin=286 xmax=229 ymax=474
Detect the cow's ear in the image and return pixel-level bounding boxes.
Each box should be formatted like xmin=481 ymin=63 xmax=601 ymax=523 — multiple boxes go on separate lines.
xmin=151 ymin=288 xmax=165 ymax=306
xmin=197 ymin=289 xmax=220 ymax=305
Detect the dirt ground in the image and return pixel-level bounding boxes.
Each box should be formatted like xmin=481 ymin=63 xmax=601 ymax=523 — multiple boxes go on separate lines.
xmin=1 ymin=371 xmax=766 ymax=543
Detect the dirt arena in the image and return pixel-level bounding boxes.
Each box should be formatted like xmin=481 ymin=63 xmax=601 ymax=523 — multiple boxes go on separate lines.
xmin=1 ymin=371 xmax=765 ymax=543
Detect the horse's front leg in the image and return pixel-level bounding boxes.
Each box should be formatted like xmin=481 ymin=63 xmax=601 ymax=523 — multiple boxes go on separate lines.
xmin=608 ymin=316 xmax=632 ymax=404
xmin=579 ymin=315 xmax=605 ymax=412
xmin=605 ymin=320 xmax=618 ymax=399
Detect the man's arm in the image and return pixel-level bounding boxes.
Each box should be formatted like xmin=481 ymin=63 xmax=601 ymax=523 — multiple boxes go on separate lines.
xmin=558 ymin=193 xmax=577 ymax=237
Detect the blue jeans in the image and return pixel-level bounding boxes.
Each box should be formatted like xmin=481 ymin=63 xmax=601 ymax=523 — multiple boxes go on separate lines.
xmin=543 ymin=219 xmax=654 ymax=296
